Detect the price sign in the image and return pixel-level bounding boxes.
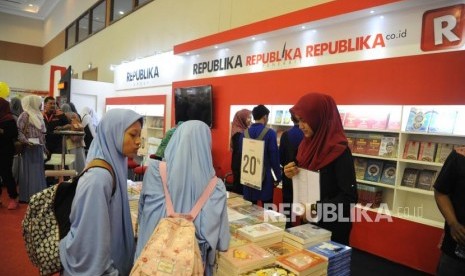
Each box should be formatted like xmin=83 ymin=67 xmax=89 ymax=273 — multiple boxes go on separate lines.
xmin=240 ymin=138 xmax=265 ymax=190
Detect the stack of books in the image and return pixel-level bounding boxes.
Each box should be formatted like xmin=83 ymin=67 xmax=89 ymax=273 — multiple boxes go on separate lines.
xmin=227 ymin=197 xmax=253 ymax=208
xmin=307 ymin=241 xmax=352 ymax=276
xmin=216 ymin=243 xmax=276 ymax=276
xmin=229 ymin=216 xmax=263 ymax=235
xmin=283 ymin=224 xmax=332 ymax=249
xmin=237 ymin=222 xmax=284 ymax=247
xmin=275 ymin=249 xmax=328 ymax=276
xmin=261 ymin=241 xmax=300 ymax=258
xmin=238 ymin=264 xmax=297 ymax=275
xmin=233 ymin=204 xmax=287 ymax=229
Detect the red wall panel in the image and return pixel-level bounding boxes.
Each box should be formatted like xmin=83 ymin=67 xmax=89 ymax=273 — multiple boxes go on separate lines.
xmin=173 ymin=50 xmax=465 ymax=274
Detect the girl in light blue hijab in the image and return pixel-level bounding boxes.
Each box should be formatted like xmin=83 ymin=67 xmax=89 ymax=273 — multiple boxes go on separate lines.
xmin=60 ymin=109 xmax=143 ymax=276
xmin=135 ymin=120 xmax=230 ymax=275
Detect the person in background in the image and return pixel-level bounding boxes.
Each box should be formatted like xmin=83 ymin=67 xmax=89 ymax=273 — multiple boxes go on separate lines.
xmin=68 ymin=102 xmax=81 ymax=120
xmin=61 ymin=103 xmax=86 ymax=174
xmin=80 ymin=106 xmax=98 ymax=152
xmin=279 ymin=113 xmax=304 ymax=228
xmin=283 ymin=92 xmax=357 ymax=245
xmin=0 ymin=98 xmax=19 ymax=209
xmin=60 ymin=109 xmax=142 ymax=275
xmin=135 ymin=120 xmax=230 ymax=275
xmin=9 ymin=97 xmax=23 ymax=121
xmin=42 ymin=96 xmax=70 ymax=155
xmin=230 ymin=109 xmax=252 ymax=195
xmin=434 ymin=147 xmax=465 ymax=275
xmin=239 ymin=104 xmax=281 ymax=207
xmin=17 ymin=95 xmax=47 ymax=203
xmin=153 ymin=121 xmax=183 ymax=160
xmin=9 ymin=97 xmax=23 ymax=184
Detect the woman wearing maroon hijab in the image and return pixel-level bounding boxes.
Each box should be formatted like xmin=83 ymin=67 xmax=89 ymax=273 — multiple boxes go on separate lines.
xmin=0 ymin=98 xmax=19 ymax=209
xmin=284 ymin=92 xmax=357 ymax=245
xmin=230 ymin=109 xmax=252 ymax=194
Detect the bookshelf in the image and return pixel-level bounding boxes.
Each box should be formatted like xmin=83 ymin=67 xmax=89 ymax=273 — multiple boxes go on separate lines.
xmin=230 ymin=104 xmax=465 ymax=228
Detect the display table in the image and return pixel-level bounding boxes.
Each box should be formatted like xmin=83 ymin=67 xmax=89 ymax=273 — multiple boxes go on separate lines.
xmin=46 ymin=130 xmax=85 ymax=179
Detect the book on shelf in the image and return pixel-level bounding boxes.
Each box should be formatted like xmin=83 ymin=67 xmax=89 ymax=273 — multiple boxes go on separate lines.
xmin=346 ymin=135 xmax=356 ymax=153
xmin=401 ymin=168 xmax=420 ymax=188
xmin=402 ymin=140 xmax=420 ymax=160
xmin=363 ymin=159 xmax=384 ymax=182
xmin=275 ymin=249 xmax=328 ymax=276
xmin=339 ymin=109 xmax=347 ymax=126
xmin=453 ymin=110 xmax=465 ymax=135
xmin=405 ymin=107 xmax=433 ymax=132
xmin=217 ymin=243 xmax=276 ymax=275
xmin=262 ymin=241 xmax=301 ymax=258
xmin=428 ymin=109 xmax=457 ymax=134
xmin=435 ymin=143 xmax=454 ymax=163
xmin=343 ymin=112 xmax=361 ymax=128
xmin=366 ymin=111 xmax=390 ymax=130
xmin=386 ymin=111 xmax=402 ymax=131
xmin=274 ymin=110 xmax=284 ymax=124
xmin=416 ymin=169 xmax=437 ymax=191
xmin=353 ymin=158 xmax=368 ymax=180
xmin=379 ymin=162 xmax=396 ymax=185
xmin=353 ymin=137 xmax=369 ymax=154
xmin=378 ymin=136 xmax=398 ymax=158
xmin=418 ymin=142 xmax=437 ymax=162
xmin=365 ymin=136 xmax=382 ymax=156
xmin=283 ymin=110 xmax=292 ymax=125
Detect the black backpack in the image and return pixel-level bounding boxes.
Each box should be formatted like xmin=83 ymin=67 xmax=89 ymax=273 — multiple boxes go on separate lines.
xmin=22 ymin=159 xmax=115 ymax=275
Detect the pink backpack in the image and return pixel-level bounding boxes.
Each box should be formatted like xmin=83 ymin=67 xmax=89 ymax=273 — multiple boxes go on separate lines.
xmin=130 ymin=162 xmax=217 ymax=276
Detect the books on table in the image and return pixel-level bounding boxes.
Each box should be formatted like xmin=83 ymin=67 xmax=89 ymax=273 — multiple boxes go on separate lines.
xmin=237 ymin=222 xmax=284 ymax=247
xmin=283 ymin=224 xmax=331 ymax=249
xmin=262 ymin=241 xmax=300 ymax=258
xmin=307 ymin=241 xmax=352 ymax=276
xmin=276 ymin=249 xmax=328 ymax=276
xmin=216 ymin=243 xmax=276 ymax=276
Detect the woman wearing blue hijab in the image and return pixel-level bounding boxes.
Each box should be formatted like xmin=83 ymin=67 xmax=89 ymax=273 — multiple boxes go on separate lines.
xmin=60 ymin=109 xmax=143 ymax=275
xmin=135 ymin=120 xmax=230 ymax=275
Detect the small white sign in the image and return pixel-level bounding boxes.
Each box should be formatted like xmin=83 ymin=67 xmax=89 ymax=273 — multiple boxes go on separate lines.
xmin=240 ymin=138 xmax=265 ymax=190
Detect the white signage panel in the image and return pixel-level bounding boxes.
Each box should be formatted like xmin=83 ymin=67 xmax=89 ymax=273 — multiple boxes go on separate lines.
xmin=240 ymin=138 xmax=265 ymax=190
xmin=177 ymin=0 xmax=465 ymax=80
xmin=114 ymin=51 xmax=183 ymax=90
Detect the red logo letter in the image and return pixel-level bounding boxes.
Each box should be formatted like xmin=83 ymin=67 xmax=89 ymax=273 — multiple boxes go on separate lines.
xmin=421 ymin=4 xmax=465 ymax=51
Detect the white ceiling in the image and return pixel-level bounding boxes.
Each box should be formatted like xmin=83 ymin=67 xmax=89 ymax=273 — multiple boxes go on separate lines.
xmin=0 ymin=0 xmax=61 ymax=20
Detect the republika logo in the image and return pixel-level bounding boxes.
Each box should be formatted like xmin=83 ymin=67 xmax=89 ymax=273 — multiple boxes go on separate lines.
xmin=421 ymin=4 xmax=465 ymax=51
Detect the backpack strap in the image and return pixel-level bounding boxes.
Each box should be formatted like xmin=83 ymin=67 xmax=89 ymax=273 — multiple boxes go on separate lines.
xmin=81 ymin=159 xmax=116 ymax=196
xmin=244 ymin=129 xmax=250 ymax=138
xmin=159 ymin=161 xmax=217 ymax=220
xmin=244 ymin=127 xmax=269 ymax=140
xmin=257 ymin=127 xmax=270 ymax=140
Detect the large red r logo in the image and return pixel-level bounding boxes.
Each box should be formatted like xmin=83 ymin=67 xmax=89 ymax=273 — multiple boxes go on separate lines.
xmin=421 ymin=4 xmax=465 ymax=51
